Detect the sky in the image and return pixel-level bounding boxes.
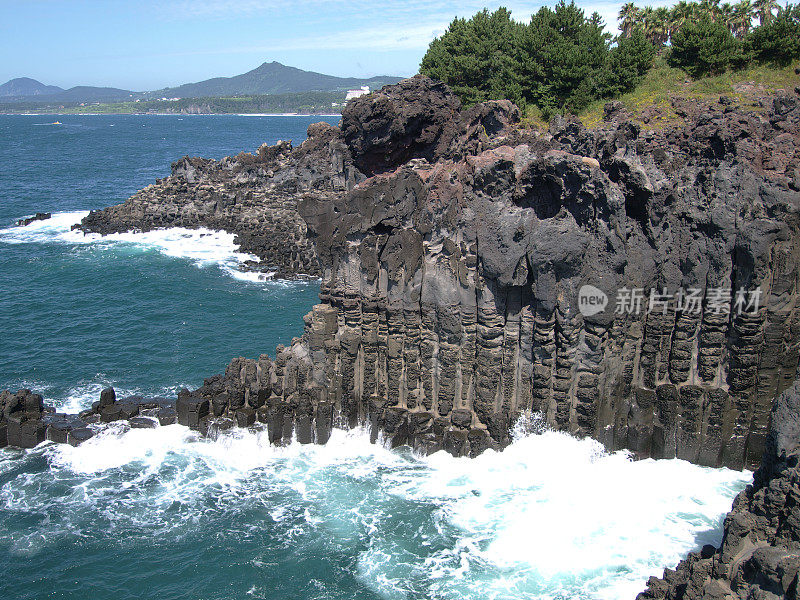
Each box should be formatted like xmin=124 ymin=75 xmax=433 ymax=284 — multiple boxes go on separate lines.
xmin=0 ymin=0 xmax=663 ymax=91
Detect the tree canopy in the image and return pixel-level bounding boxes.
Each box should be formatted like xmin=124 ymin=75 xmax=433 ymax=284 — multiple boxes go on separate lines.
xmin=420 ymin=1 xmax=799 ymax=117
xmin=420 ymin=2 xmax=654 ymax=117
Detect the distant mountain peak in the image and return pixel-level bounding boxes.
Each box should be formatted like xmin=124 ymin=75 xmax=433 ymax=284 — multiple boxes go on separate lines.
xmin=0 ymin=62 xmax=404 ymax=105
xmin=156 ymin=61 xmax=403 ymax=98
xmin=0 ymin=77 xmax=63 ymax=97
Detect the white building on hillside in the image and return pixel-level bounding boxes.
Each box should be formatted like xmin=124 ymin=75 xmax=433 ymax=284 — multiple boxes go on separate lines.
xmin=345 ymin=86 xmax=370 ymax=100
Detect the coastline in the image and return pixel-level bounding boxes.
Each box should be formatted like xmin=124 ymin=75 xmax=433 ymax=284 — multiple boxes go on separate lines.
xmin=0 ymin=112 xmax=343 ymax=117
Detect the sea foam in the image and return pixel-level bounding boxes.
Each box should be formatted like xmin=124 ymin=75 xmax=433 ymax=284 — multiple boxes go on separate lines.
xmin=0 ymin=421 xmax=751 ymax=599
xmin=0 ymin=211 xmax=269 ymax=283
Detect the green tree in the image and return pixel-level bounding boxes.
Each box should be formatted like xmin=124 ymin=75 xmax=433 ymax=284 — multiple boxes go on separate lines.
xmin=516 ymin=1 xmax=611 ymax=114
xmin=668 ymin=14 xmax=743 ymax=76
xmin=420 ymin=8 xmax=525 ymax=107
xmin=746 ymin=3 xmax=800 ymax=65
xmin=599 ymin=29 xmax=656 ymax=96
xmin=619 ymin=2 xmax=642 ymax=36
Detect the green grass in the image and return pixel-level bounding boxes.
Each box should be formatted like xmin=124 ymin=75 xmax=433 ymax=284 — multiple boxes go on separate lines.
xmin=524 ymin=58 xmax=799 ymax=130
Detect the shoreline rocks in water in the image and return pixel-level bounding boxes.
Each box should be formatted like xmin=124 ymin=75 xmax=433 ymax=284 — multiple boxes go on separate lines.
xmin=16 ymin=212 xmax=51 ymax=227
xmin=73 ymin=128 xmax=359 ymax=279
xmin=15 ymin=75 xmax=800 ymax=470
xmin=0 ymin=389 xmax=94 ymax=448
xmin=639 ymin=380 xmax=800 ymax=600
xmin=6 ymin=75 xmax=800 ymax=598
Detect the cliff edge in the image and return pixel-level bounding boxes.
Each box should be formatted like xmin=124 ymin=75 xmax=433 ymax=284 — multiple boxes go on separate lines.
xmin=65 ymin=75 xmax=800 ymax=470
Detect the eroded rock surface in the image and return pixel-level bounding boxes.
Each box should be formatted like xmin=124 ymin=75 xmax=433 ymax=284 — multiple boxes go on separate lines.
xmin=272 ymin=78 xmax=799 ymax=468
xmin=52 ymin=77 xmax=800 ymax=469
xmin=639 ymin=381 xmax=800 ymax=600
xmin=76 ymin=124 xmax=359 ymax=279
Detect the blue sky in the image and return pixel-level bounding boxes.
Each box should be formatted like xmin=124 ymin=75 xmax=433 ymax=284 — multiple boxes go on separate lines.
xmin=0 ymin=0 xmax=646 ymax=91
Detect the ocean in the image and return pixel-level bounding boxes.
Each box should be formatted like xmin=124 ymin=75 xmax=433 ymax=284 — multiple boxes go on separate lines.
xmin=0 ymin=114 xmax=751 ymax=600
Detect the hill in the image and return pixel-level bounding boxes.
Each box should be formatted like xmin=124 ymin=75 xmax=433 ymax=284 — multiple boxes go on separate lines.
xmin=152 ymin=61 xmax=402 ymax=97
xmin=0 ymin=61 xmax=402 ymax=105
xmin=0 ymin=77 xmax=63 ymax=97
xmin=52 ymin=86 xmax=135 ymax=103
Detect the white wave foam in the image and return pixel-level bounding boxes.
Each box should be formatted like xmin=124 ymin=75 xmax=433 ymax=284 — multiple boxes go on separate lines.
xmin=0 ymin=422 xmax=750 ymax=598
xmin=0 ymin=211 xmax=89 ymax=243
xmin=0 ymin=211 xmax=279 ymax=283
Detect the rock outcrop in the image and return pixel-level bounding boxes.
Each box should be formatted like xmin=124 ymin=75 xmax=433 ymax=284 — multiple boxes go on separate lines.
xmin=75 ymin=124 xmax=359 ymax=279
xmin=639 ymin=380 xmax=800 ymax=600
xmin=16 ymin=212 xmax=51 ymax=227
xmin=35 ymin=76 xmax=799 ymax=471
xmin=251 ymin=77 xmax=798 ymax=468
xmin=0 ymin=389 xmax=94 ymax=448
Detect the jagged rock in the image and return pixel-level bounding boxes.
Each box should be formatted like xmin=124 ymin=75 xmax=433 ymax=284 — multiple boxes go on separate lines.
xmin=639 ymin=381 xmax=800 ymax=599
xmin=16 ymin=212 xmax=51 ymax=227
xmin=341 ymin=75 xmax=462 ymax=175
xmin=74 ymin=120 xmax=361 ymax=279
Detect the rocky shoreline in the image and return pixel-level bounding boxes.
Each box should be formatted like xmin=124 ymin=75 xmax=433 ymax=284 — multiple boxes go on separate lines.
xmin=639 ymin=381 xmax=800 ymax=599
xmin=74 ymin=128 xmax=358 ymax=279
xmin=8 ymin=75 xmax=800 ymax=465
xmin=4 ymin=74 xmax=800 ymax=598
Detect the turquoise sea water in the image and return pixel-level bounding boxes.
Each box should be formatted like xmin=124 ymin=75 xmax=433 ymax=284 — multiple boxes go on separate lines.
xmin=0 ymin=115 xmax=751 ymax=600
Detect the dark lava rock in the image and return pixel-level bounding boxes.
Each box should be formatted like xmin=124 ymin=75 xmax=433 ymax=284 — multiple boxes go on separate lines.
xmin=176 ymin=389 xmax=209 ymax=429
xmin=341 ymin=75 xmax=462 ymax=175
xmin=99 ymin=387 xmax=116 ymax=407
xmin=639 ymin=381 xmax=800 ymax=600
xmin=16 ymin=212 xmax=51 ymax=227
xmin=157 ymin=407 xmax=177 ymax=426
xmin=66 ymin=428 xmax=94 ymax=446
xmin=129 ymin=417 xmax=157 ymax=429
xmin=235 ymin=407 xmax=256 ymax=428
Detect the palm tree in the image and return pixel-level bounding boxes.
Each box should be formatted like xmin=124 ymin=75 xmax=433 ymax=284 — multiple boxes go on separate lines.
xmin=700 ymin=0 xmax=723 ymax=20
xmin=653 ymin=6 xmax=671 ymax=45
xmin=720 ymin=2 xmax=736 ymax=28
xmin=618 ymin=2 xmax=642 ymax=37
xmin=731 ymin=0 xmax=755 ymax=37
xmin=640 ymin=5 xmax=670 ymax=47
xmin=670 ymin=0 xmax=695 ymax=31
xmin=753 ymin=0 xmax=779 ymax=24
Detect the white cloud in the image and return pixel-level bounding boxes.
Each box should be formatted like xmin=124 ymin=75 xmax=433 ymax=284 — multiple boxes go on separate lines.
xmin=159 ymin=0 xmax=685 ymax=55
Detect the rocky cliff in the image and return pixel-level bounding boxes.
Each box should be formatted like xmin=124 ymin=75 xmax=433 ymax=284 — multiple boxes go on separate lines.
xmin=221 ymin=75 xmax=797 ymax=468
xmin=76 ymin=123 xmax=362 ymax=279
xmin=62 ymin=76 xmax=800 ymax=470
xmin=639 ymin=380 xmax=800 ymax=599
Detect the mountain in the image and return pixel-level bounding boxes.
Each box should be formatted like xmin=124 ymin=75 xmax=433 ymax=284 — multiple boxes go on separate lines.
xmin=52 ymin=86 xmax=135 ymax=103
xmin=152 ymin=61 xmax=403 ymax=98
xmin=0 ymin=77 xmax=63 ymax=97
xmin=0 ymin=81 xmax=134 ymax=104
xmin=0 ymin=62 xmax=404 ymax=105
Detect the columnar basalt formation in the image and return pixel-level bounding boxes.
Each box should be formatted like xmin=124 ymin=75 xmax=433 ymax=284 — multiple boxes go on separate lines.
xmin=639 ymin=380 xmax=800 ymax=600
xmin=10 ymin=77 xmax=800 ymax=471
xmin=237 ymin=76 xmax=797 ymax=469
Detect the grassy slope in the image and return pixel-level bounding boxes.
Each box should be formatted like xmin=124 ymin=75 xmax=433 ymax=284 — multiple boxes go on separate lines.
xmin=523 ymin=59 xmax=799 ymax=130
